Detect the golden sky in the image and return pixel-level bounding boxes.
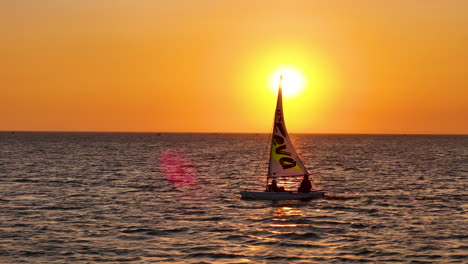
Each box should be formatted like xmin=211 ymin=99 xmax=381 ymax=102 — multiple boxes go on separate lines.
xmin=1 ymin=0 xmax=467 ymax=134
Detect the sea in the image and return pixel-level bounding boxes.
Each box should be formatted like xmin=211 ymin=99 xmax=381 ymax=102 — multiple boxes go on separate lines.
xmin=0 ymin=132 xmax=466 ymax=264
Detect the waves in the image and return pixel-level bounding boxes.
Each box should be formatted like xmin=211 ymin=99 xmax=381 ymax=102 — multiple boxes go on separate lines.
xmin=0 ymin=133 xmax=466 ymax=263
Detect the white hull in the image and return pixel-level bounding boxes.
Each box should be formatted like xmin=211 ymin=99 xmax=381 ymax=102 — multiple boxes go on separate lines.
xmin=240 ymin=190 xmax=324 ymax=201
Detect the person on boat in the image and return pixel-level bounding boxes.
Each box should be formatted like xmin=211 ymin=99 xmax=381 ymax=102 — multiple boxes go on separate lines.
xmin=268 ymin=180 xmax=286 ymax=192
xmin=298 ymin=174 xmax=312 ymax=193
xmin=268 ymin=180 xmax=279 ymax=192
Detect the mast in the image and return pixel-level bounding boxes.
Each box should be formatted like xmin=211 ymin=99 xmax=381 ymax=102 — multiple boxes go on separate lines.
xmin=267 ymin=75 xmax=284 ymax=178
xmin=266 ymin=75 xmax=284 ymax=190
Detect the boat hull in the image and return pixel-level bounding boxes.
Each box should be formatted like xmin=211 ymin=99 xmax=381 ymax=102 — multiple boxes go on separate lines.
xmin=240 ymin=190 xmax=324 ymax=201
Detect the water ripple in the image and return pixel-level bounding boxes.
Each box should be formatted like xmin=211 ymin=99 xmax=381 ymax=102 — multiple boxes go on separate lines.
xmin=0 ymin=133 xmax=466 ymax=263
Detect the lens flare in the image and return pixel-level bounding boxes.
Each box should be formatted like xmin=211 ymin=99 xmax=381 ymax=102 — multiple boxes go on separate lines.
xmin=160 ymin=149 xmax=197 ymax=187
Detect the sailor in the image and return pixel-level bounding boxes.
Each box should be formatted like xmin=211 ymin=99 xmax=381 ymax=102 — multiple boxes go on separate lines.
xmin=269 ymin=179 xmax=279 ymax=192
xmin=298 ymin=174 xmax=312 ymax=193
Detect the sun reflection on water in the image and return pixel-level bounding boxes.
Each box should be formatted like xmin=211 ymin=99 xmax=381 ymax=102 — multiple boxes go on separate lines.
xmin=274 ymin=206 xmax=305 ymax=217
xmin=270 ymin=206 xmax=305 ymax=228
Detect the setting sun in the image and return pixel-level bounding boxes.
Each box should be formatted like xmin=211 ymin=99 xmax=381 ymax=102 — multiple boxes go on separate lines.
xmin=269 ymin=67 xmax=306 ymax=97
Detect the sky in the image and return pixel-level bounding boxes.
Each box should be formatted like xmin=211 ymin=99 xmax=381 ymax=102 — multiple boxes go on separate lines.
xmin=1 ymin=0 xmax=467 ymax=134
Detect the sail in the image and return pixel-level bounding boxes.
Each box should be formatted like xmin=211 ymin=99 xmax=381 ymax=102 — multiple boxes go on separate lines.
xmin=267 ymin=76 xmax=309 ymax=178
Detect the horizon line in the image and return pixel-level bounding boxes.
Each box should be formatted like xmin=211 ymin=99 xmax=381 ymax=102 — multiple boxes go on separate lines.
xmin=1 ymin=130 xmax=467 ymax=136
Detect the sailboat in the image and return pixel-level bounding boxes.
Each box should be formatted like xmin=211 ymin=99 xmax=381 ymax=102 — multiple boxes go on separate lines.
xmin=240 ymin=75 xmax=325 ymax=200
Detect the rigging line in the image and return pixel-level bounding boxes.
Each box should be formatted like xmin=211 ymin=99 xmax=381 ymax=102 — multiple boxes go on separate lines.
xmin=253 ymin=132 xmax=272 ymax=177
xmin=253 ymin=78 xmax=280 ymax=178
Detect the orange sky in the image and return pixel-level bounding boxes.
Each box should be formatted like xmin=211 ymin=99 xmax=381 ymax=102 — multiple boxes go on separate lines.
xmin=1 ymin=0 xmax=467 ymax=134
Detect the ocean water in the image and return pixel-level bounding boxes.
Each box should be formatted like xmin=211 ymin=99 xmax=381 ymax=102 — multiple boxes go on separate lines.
xmin=0 ymin=132 xmax=466 ymax=263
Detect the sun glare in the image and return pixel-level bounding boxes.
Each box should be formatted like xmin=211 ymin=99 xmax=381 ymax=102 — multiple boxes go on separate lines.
xmin=269 ymin=67 xmax=306 ymax=97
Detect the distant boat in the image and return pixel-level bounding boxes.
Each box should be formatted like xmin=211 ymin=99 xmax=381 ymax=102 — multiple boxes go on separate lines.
xmin=240 ymin=76 xmax=325 ymax=200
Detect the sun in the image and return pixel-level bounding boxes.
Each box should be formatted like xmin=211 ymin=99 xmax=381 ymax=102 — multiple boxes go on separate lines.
xmin=269 ymin=67 xmax=306 ymax=97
